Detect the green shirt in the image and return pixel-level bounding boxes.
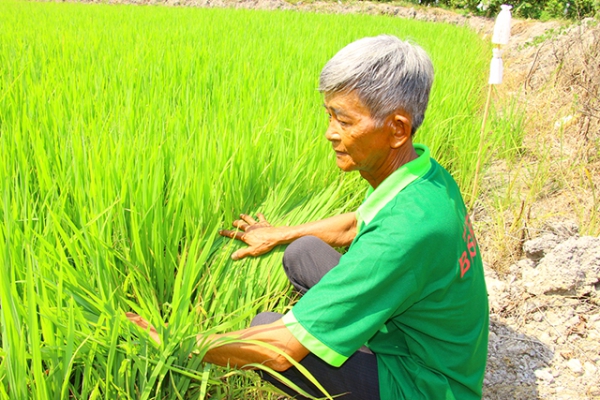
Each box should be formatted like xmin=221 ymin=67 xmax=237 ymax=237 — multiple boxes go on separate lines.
xmin=283 ymin=144 xmax=489 ymax=399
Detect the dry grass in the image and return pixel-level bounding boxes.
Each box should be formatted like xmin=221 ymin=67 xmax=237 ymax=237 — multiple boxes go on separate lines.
xmin=476 ymin=19 xmax=600 ymax=273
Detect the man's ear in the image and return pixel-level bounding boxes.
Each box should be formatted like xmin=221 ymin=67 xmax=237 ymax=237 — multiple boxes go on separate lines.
xmin=389 ymin=111 xmax=412 ymax=149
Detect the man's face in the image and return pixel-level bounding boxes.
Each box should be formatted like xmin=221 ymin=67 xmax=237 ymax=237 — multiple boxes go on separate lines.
xmin=323 ymin=91 xmax=392 ymax=175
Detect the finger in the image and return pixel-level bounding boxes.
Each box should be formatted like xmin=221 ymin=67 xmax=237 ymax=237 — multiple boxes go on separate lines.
xmin=126 ymin=312 xmax=161 ymax=345
xmin=231 ymin=248 xmax=252 ymax=261
xmin=232 ymin=230 xmax=245 ymax=241
xmin=232 ymin=220 xmax=249 ymax=230
xmin=219 ymin=229 xmax=233 ymax=238
xmin=239 ymin=213 xmax=258 ymax=225
xmin=220 ymin=229 xmax=245 ymax=241
xmin=231 ymin=251 xmax=241 ymax=261
xmin=256 ymin=213 xmax=267 ymax=223
xmin=147 ymin=328 xmax=161 ymax=345
xmin=126 ymin=312 xmax=150 ymax=329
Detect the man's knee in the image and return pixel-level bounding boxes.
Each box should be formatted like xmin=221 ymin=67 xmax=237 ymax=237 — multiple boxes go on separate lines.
xmin=250 ymin=312 xmax=283 ymax=327
xmin=283 ymin=235 xmax=324 ymax=267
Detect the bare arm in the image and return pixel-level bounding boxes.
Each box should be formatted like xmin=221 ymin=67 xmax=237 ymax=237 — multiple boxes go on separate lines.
xmin=200 ymin=319 xmax=309 ymax=371
xmin=126 ymin=313 xmax=307 ymax=372
xmin=220 ymin=212 xmax=357 ymax=260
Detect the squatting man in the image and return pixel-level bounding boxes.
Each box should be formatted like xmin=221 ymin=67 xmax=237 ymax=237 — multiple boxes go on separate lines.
xmin=129 ymin=34 xmax=489 ymax=400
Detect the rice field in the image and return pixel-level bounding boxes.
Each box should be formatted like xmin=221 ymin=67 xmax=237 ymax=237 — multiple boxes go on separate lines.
xmin=0 ymin=1 xmax=492 ymax=398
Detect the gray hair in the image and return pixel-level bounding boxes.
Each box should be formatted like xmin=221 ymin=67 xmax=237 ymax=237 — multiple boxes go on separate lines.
xmin=319 ymin=35 xmax=434 ymax=135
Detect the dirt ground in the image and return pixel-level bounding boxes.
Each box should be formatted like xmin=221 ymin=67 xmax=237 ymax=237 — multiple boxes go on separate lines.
xmin=56 ymin=0 xmax=600 ymax=397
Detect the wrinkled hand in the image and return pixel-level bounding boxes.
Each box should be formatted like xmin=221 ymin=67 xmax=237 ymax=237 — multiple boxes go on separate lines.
xmin=219 ymin=213 xmax=280 ymax=260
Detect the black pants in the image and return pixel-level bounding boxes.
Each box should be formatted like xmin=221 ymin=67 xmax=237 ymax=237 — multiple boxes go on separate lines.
xmin=251 ymin=236 xmax=380 ymax=399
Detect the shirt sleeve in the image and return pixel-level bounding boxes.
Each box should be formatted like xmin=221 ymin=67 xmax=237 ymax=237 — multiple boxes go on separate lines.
xmin=283 ymin=210 xmax=426 ymax=366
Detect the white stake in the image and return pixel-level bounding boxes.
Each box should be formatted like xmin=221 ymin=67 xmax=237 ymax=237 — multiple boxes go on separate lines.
xmin=471 ymin=5 xmax=512 ymax=208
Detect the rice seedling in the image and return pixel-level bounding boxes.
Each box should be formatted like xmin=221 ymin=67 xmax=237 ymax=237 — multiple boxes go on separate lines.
xmin=0 ymin=0 xmax=494 ymax=397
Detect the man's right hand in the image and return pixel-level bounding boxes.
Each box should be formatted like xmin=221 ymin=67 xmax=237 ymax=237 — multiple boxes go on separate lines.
xmin=219 ymin=213 xmax=283 ymax=260
xmin=219 ymin=211 xmax=357 ymax=261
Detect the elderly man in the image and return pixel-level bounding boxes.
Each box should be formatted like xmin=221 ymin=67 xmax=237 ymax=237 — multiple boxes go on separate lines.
xmin=215 ymin=35 xmax=488 ymax=399
xmin=130 ymin=35 xmax=489 ymax=399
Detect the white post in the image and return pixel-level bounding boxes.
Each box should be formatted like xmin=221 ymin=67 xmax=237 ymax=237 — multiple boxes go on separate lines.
xmin=471 ymin=5 xmax=512 ymax=208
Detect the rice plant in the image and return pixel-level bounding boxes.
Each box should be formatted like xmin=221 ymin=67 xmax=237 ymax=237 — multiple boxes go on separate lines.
xmin=0 ymin=1 xmax=492 ymax=397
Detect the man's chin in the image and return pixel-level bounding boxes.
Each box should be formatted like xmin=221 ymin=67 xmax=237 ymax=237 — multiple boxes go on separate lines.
xmin=335 ymin=162 xmax=356 ymax=172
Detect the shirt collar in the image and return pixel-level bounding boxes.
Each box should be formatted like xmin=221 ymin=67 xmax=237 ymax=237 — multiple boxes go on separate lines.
xmin=356 ymin=144 xmax=431 ymax=229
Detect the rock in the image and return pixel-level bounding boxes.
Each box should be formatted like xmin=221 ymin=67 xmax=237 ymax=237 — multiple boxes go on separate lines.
xmin=531 ymin=310 xmax=543 ymax=322
xmin=544 ymin=219 xmax=580 ymax=238
xmin=485 ymin=222 xmax=600 ymax=397
xmin=486 ymin=275 xmax=509 ymax=313
xmin=535 ymin=368 xmax=554 ymax=382
xmin=523 ymin=233 xmax=562 ymax=261
xmin=584 ymin=361 xmax=597 ymax=374
xmin=539 ymin=331 xmax=553 ymax=343
xmin=588 ymin=385 xmax=600 ymax=396
xmin=522 ymin=236 xmax=600 ymax=296
xmin=566 ymin=358 xmax=583 ymax=375
xmin=522 ymin=220 xmax=580 ymax=261
xmin=509 ymin=258 xmax=535 ymax=277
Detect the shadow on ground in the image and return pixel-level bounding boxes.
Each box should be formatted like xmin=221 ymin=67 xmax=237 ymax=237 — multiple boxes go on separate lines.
xmin=483 ymin=318 xmax=554 ymax=399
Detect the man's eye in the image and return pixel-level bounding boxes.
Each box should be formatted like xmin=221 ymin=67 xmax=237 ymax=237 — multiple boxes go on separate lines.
xmin=338 ymin=120 xmax=349 ymax=127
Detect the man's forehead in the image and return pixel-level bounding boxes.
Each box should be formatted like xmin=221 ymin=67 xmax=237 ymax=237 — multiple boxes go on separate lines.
xmin=323 ymin=91 xmax=368 ymax=116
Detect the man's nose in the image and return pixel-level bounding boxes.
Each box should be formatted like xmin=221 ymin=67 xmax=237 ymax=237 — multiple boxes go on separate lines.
xmin=325 ymin=122 xmax=340 ymax=142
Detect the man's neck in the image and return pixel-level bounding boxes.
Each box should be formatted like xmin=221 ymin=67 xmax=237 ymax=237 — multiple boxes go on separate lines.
xmin=361 ymin=142 xmax=418 ymax=189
